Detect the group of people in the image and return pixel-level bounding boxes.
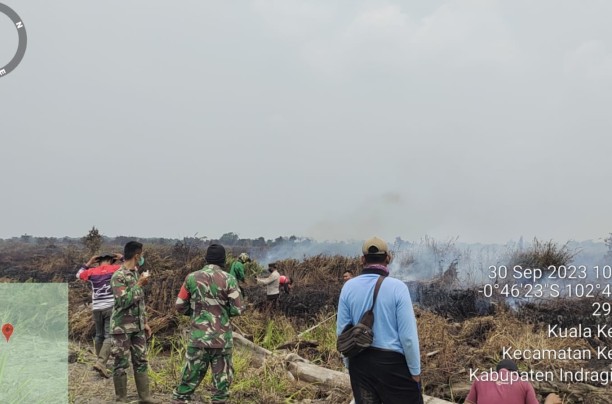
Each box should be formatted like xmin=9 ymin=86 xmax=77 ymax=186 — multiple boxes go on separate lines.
xmin=77 ymin=242 xmax=297 ymax=403
xmin=78 ymin=242 xmax=162 ymax=402
xmin=77 ymin=237 xmax=565 ymax=404
xmin=78 ymin=241 xmax=242 ymax=403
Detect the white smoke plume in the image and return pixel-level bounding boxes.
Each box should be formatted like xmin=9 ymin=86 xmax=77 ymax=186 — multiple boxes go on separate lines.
xmin=251 ymin=237 xmax=611 ymax=290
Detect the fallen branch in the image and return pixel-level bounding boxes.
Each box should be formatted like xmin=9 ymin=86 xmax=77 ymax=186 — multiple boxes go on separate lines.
xmin=231 ymin=322 xmax=248 ymax=336
xmin=232 ymin=332 xmax=453 ymax=404
xmin=233 ymin=332 xmax=272 ymax=367
xmin=297 ymin=313 xmax=337 ymax=338
xmin=277 ymin=340 xmax=319 ymax=350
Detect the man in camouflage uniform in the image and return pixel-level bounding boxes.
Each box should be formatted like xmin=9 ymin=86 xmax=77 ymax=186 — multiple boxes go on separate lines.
xmin=110 ymin=241 xmax=160 ymax=403
xmin=172 ymin=244 xmax=243 ymax=404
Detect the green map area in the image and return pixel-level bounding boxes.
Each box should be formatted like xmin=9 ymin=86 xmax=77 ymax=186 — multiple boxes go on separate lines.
xmin=0 ymin=283 xmax=68 ymax=403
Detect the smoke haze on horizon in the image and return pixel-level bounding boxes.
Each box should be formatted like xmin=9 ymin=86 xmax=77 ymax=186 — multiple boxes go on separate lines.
xmin=1 ymin=1 xmax=611 ymax=244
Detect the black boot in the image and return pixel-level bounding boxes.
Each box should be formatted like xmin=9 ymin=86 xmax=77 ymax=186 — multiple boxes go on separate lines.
xmin=94 ymin=340 xmax=103 ymax=357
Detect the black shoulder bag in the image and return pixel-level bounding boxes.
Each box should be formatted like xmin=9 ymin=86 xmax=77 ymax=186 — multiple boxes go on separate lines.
xmin=337 ymin=276 xmax=385 ymax=358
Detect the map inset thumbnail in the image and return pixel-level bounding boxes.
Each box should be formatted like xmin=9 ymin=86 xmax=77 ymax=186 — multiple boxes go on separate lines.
xmin=0 ymin=283 xmax=68 ymax=403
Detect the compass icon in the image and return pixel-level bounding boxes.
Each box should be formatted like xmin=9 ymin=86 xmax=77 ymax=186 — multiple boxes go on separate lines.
xmin=0 ymin=3 xmax=27 ymax=78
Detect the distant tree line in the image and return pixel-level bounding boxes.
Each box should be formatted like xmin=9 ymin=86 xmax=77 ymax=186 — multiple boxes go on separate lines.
xmin=0 ymin=230 xmax=309 ymax=251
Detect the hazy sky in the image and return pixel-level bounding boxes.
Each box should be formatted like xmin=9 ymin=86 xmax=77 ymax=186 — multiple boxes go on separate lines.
xmin=1 ymin=0 xmax=611 ymax=243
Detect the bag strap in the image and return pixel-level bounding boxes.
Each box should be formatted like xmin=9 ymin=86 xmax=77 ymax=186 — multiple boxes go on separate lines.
xmin=355 ymin=276 xmax=386 ymax=328
xmin=370 ymin=276 xmax=385 ymax=311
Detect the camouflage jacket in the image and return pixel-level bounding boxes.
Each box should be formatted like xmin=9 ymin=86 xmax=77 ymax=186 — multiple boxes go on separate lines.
xmin=110 ymin=266 xmax=146 ymax=334
xmin=176 ymin=264 xmax=243 ymax=349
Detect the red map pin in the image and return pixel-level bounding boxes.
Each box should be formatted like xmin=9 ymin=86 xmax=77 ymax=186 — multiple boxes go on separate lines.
xmin=2 ymin=323 xmax=13 ymax=342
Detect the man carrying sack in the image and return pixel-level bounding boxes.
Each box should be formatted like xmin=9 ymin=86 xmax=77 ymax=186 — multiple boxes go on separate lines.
xmin=336 ymin=236 xmax=423 ymax=404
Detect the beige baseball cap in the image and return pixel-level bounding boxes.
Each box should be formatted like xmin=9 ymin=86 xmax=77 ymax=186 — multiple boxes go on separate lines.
xmin=362 ymin=236 xmax=389 ymax=255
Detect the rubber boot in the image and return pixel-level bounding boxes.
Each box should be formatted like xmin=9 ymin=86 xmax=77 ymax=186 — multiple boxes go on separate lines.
xmin=94 ymin=340 xmax=103 ymax=357
xmin=134 ymin=371 xmax=161 ymax=403
xmin=113 ymin=373 xmax=129 ymax=403
xmin=93 ymin=339 xmax=112 ymax=378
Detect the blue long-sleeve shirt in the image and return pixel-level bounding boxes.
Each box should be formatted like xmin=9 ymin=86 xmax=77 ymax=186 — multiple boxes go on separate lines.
xmin=337 ymin=273 xmax=421 ymax=375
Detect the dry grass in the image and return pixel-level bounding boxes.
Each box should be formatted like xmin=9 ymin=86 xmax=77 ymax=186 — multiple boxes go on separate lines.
xmin=275 ymin=255 xmax=361 ymax=286
xmin=509 ymin=238 xmax=578 ymax=271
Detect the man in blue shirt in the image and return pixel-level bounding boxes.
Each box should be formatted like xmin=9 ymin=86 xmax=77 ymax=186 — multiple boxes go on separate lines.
xmin=337 ymin=236 xmax=423 ymax=404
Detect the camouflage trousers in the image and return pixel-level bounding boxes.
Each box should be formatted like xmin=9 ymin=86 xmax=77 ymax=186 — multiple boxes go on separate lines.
xmin=173 ymin=346 xmax=234 ymax=403
xmin=111 ymin=331 xmax=149 ymax=376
